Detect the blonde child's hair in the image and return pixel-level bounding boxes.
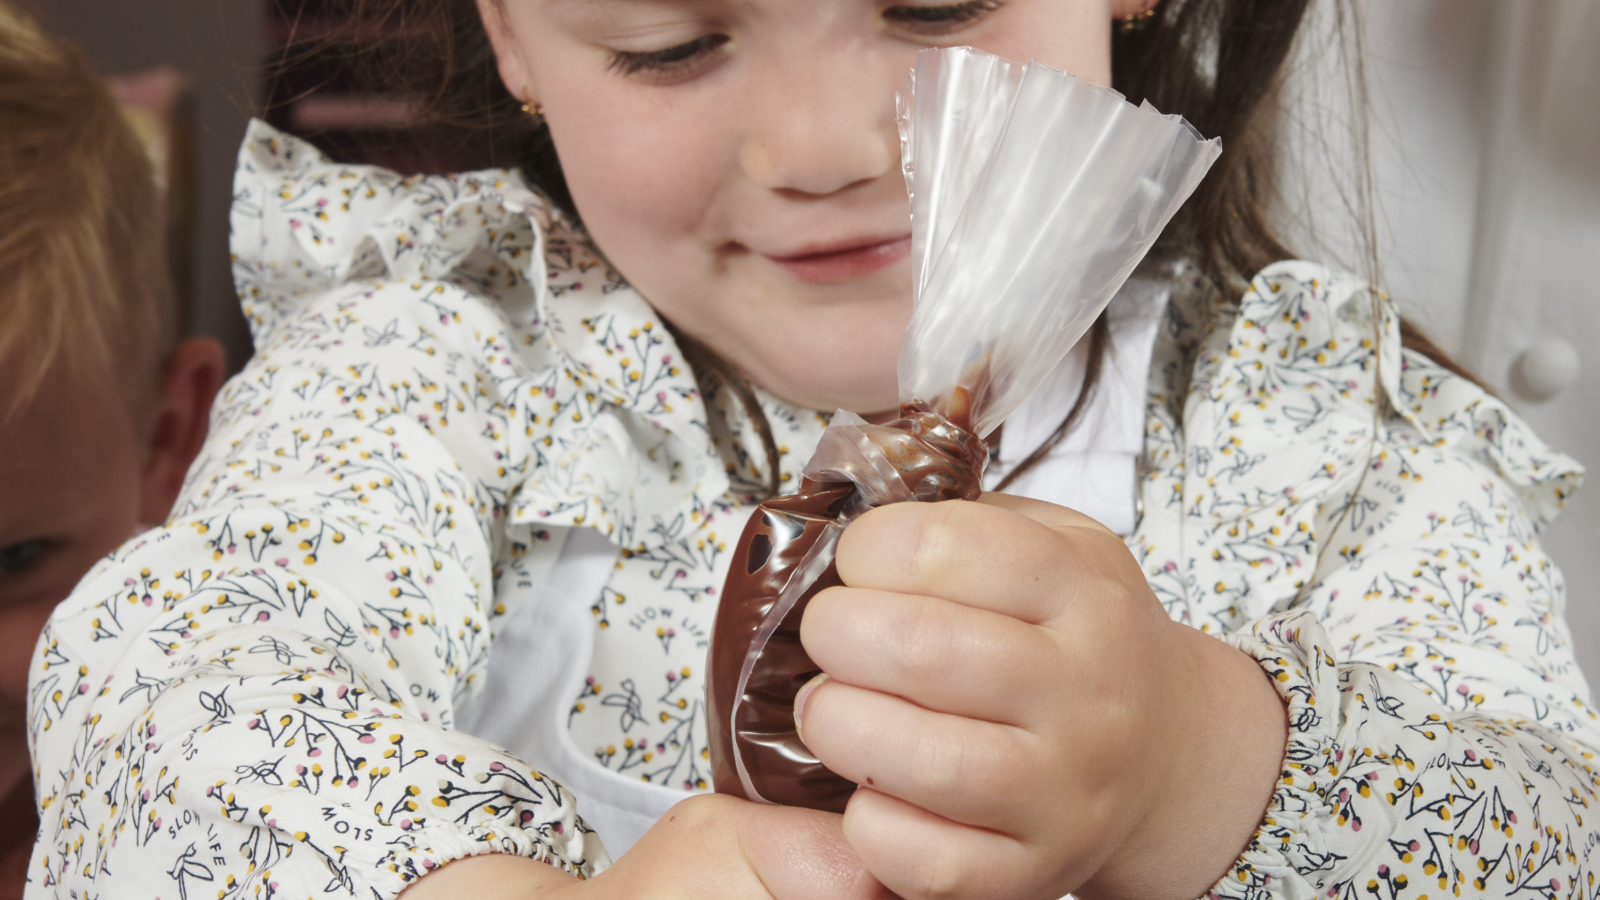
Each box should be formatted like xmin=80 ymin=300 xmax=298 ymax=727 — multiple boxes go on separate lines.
xmin=0 ymin=2 xmax=179 ymax=423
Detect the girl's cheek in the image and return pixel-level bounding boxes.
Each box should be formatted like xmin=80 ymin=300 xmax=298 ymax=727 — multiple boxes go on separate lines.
xmin=551 ymin=74 xmax=730 ymax=247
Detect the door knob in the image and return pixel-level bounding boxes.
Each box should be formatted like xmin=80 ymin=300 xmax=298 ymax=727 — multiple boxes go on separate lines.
xmin=1512 ymin=337 xmax=1581 ymax=402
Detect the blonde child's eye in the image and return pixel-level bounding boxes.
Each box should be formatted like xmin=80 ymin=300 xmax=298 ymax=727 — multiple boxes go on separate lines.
xmin=883 ymin=0 xmax=1006 ymax=35
xmin=0 ymin=540 xmax=46 ymax=578
xmin=608 ymin=34 xmax=731 ymax=82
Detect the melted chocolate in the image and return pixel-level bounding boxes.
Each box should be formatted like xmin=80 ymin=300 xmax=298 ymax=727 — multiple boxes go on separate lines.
xmin=707 ymin=401 xmax=988 ymax=812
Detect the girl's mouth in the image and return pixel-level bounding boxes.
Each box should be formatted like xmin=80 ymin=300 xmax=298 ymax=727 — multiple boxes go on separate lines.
xmin=764 ymin=235 xmax=911 ymax=284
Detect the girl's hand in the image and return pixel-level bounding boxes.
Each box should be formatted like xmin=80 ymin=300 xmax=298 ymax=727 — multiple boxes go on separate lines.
xmin=797 ymin=494 xmax=1288 ymax=900
xmin=401 ymin=793 xmax=893 ymax=900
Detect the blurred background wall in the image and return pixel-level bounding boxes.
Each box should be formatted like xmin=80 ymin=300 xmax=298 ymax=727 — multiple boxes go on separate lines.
xmin=23 ymin=0 xmax=1600 ymax=683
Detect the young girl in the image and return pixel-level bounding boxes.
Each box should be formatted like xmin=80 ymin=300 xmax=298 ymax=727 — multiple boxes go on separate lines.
xmin=27 ymin=0 xmax=1594 ymax=898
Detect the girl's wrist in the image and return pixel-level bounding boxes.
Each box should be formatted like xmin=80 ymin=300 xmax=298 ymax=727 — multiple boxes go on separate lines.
xmin=1078 ymin=622 xmax=1287 ymax=900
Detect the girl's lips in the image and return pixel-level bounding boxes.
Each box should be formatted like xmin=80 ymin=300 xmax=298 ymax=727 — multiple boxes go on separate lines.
xmin=764 ymin=235 xmax=911 ymax=284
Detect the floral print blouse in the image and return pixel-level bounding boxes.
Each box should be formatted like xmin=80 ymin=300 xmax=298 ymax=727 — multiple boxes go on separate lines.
xmin=24 ymin=122 xmax=1596 ymax=900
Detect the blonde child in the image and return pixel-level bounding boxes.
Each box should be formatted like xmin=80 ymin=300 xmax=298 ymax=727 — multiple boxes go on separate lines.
xmin=26 ymin=0 xmax=1594 ymax=899
xmin=0 ymin=6 xmax=224 ymax=895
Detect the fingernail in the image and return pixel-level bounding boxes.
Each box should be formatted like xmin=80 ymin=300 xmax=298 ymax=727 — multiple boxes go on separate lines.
xmin=793 ymin=673 xmax=829 ymax=746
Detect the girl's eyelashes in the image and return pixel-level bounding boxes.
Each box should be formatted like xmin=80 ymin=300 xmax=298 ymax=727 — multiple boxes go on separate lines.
xmin=608 ymin=34 xmax=731 ymax=81
xmin=604 ymin=1 xmax=1002 ymax=83
xmin=883 ymin=0 xmax=1005 ymax=35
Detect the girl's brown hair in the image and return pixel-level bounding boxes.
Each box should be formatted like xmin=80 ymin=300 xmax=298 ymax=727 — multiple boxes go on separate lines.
xmin=291 ymin=0 xmax=1469 ymax=495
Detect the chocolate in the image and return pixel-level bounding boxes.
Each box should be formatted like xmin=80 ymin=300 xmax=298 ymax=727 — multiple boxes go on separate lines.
xmin=707 ymin=399 xmax=988 ymax=812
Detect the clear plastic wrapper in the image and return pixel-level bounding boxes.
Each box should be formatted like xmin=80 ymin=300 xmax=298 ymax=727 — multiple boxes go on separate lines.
xmin=707 ymin=46 xmax=1222 ymax=811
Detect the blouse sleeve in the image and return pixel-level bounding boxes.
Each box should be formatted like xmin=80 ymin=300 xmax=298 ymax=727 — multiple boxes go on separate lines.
xmin=25 ymin=124 xmax=608 ymax=899
xmin=1199 ymin=266 xmax=1597 ymax=898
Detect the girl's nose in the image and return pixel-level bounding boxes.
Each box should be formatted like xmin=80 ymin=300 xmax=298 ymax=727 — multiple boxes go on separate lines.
xmin=739 ymin=61 xmax=897 ymax=196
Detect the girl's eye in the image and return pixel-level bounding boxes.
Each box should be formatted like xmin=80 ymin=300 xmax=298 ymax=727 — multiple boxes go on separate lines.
xmin=883 ymin=0 xmax=1005 ymax=35
xmin=0 ymin=540 xmax=46 ymax=578
xmin=609 ymin=34 xmax=731 ymax=81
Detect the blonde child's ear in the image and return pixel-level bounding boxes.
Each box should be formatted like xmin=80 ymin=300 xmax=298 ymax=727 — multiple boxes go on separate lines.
xmin=137 ymin=336 xmax=226 ymax=528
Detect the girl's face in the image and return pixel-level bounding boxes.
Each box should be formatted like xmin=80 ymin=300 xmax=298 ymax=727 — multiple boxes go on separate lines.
xmin=482 ymin=0 xmax=1130 ymax=415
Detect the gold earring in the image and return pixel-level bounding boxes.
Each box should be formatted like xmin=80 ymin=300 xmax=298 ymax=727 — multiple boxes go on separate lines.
xmin=520 ymin=102 xmax=544 ymax=119
xmin=1117 ymin=4 xmax=1157 ymax=32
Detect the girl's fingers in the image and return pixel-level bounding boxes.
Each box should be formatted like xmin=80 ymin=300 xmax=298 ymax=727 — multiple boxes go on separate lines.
xmin=800 ymin=585 xmax=1056 ymax=727
xmin=609 ymin=794 xmax=893 ymax=900
xmin=842 ymin=788 xmax=1038 ymax=900
xmin=977 ymin=490 xmax=1107 ymax=531
xmin=835 ymin=498 xmax=1133 ymax=625
xmin=735 ymin=799 xmax=899 ymax=900
xmin=797 ymin=676 xmax=1040 ymax=833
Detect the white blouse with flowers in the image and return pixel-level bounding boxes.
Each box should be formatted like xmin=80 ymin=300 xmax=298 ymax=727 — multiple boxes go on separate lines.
xmin=24 ymin=122 xmax=1598 ymax=900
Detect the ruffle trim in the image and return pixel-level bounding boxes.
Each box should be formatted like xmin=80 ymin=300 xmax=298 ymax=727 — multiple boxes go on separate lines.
xmin=1173 ymin=262 xmax=1581 ymax=618
xmin=228 ymin=121 xmax=727 ymax=551
xmin=1213 ymin=611 xmax=1351 ymax=899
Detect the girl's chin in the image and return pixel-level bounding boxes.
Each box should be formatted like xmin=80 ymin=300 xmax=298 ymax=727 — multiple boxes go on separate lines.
xmin=751 ymin=371 xmax=900 ymax=418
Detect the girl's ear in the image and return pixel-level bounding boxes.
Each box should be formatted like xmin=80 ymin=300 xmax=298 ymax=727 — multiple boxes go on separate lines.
xmin=475 ymin=0 xmax=539 ymax=106
xmin=137 ymin=336 xmax=226 ymax=528
xmin=1110 ymin=0 xmax=1157 ymax=19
